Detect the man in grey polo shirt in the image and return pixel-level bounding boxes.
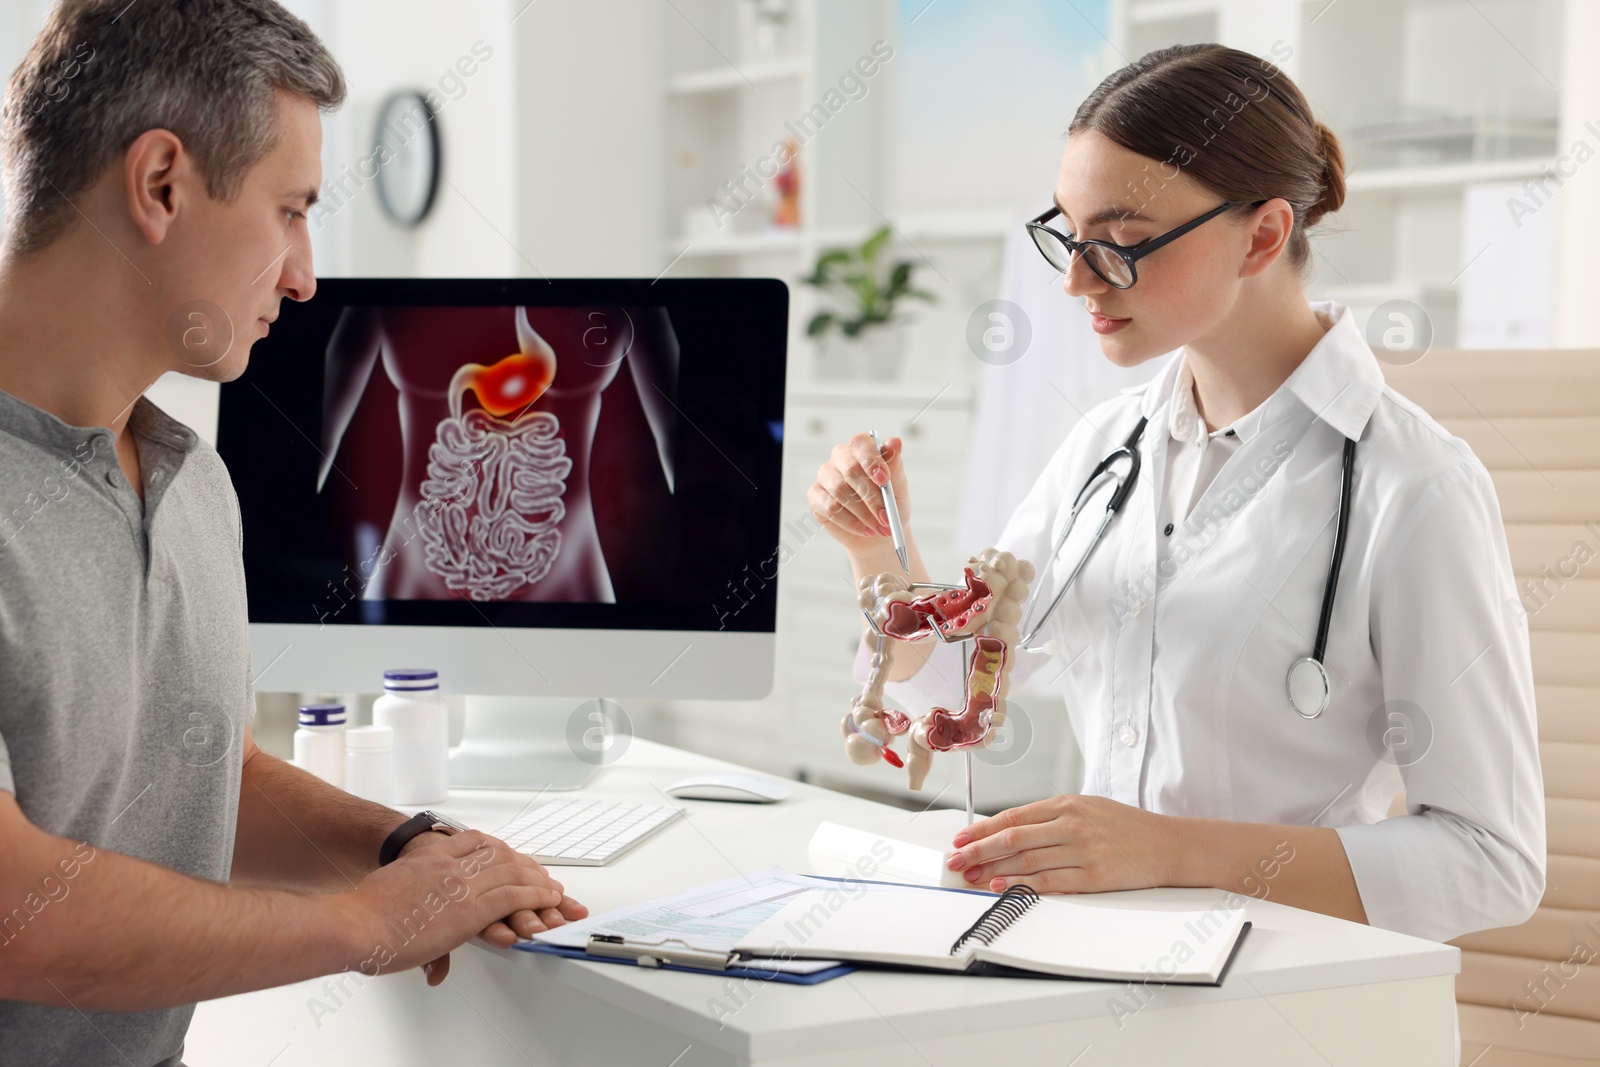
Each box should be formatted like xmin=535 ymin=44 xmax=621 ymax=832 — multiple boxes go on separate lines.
xmin=0 ymin=4 xmax=585 ymax=1065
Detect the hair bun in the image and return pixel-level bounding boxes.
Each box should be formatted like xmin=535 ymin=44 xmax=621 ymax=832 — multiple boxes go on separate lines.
xmin=1309 ymin=120 xmax=1346 ymax=223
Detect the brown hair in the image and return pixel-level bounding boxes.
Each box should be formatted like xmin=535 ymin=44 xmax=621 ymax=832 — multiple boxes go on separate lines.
xmin=1068 ymin=43 xmax=1345 ymax=277
xmin=2 ymin=0 xmax=346 ymax=255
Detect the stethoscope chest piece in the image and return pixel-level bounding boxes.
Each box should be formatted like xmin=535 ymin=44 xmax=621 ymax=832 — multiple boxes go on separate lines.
xmin=1286 ymin=656 xmax=1330 ymax=719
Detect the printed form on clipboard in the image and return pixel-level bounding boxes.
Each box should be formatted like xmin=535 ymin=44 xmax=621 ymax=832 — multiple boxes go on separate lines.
xmin=524 ymin=868 xmax=862 ymax=975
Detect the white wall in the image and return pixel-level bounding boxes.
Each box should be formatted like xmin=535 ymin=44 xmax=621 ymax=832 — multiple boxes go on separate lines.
xmin=1554 ymin=0 xmax=1600 ymax=346
xmin=0 ymin=0 xmax=52 ymax=223
xmin=512 ymin=0 xmax=664 ymax=276
xmin=290 ymin=0 xmax=665 ymax=280
xmin=298 ymin=0 xmax=522 ymax=277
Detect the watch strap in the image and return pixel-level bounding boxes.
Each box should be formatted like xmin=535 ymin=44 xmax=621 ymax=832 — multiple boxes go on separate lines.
xmin=380 ymin=811 xmax=452 ymax=867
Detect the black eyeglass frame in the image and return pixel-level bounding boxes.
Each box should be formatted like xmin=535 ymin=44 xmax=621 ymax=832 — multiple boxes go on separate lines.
xmin=1027 ymin=198 xmax=1270 ymax=289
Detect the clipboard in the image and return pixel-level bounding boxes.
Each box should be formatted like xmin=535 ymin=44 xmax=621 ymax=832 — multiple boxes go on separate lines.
xmin=511 ymin=867 xmax=859 ymax=983
xmin=508 ymin=868 xmax=993 ymax=984
xmin=513 ymin=940 xmax=855 ymax=985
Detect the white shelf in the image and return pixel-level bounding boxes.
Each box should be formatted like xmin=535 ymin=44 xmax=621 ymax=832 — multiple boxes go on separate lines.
xmin=819 ymin=208 xmax=1016 ymax=245
xmin=666 ymin=57 xmax=806 ymax=95
xmin=786 ymin=385 xmax=973 ymax=409
xmin=1317 ymin=281 xmax=1460 ymax=302
xmin=669 ymin=229 xmax=804 ymax=257
xmin=668 ymin=209 xmax=1015 ymax=260
xmin=1346 ymin=157 xmax=1559 ymax=192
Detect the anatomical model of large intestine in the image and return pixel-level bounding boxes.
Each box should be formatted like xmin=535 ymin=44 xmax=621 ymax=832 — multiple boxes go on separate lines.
xmin=416 ymin=308 xmax=570 ymax=599
xmin=842 ymin=550 xmax=1035 ymax=790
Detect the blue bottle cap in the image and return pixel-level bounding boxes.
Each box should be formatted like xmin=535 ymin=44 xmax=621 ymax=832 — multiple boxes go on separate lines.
xmin=298 ymin=703 xmax=346 ymax=726
xmin=383 ymin=668 xmax=440 ymax=692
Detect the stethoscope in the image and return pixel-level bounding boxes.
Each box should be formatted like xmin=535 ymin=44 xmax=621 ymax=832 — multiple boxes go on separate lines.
xmin=1016 ymin=415 xmax=1356 ymax=720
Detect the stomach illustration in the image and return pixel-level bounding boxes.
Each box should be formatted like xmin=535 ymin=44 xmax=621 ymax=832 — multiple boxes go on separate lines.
xmin=417 ymin=310 xmax=573 ymax=600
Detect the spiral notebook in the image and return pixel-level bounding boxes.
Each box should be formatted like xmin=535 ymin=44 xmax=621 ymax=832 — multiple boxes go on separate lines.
xmin=735 ymin=884 xmax=1251 ymax=985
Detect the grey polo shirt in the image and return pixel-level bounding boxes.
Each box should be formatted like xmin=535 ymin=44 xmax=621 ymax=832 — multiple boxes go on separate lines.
xmin=0 ymin=387 xmax=253 ymax=1067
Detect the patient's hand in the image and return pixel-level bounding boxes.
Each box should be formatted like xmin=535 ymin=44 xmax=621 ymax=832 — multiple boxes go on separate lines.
xmin=943 ymin=794 xmax=1176 ymax=895
xmin=396 ymin=831 xmax=592 ymax=959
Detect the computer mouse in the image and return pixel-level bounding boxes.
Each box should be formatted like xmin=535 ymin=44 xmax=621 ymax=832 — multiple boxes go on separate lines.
xmin=662 ymin=772 xmax=792 ymax=803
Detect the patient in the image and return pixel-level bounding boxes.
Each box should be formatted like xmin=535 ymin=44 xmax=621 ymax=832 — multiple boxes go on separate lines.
xmin=0 ymin=4 xmax=583 ymax=1065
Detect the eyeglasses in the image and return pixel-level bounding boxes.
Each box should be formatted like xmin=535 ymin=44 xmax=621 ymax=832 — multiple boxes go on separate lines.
xmin=1026 ymin=198 xmax=1268 ymax=289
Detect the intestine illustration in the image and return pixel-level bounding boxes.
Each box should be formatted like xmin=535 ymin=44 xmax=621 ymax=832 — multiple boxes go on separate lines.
xmin=316 ymin=303 xmax=679 ymax=603
xmin=843 ymin=549 xmax=1035 ymax=790
xmin=416 ymin=309 xmax=571 ymax=599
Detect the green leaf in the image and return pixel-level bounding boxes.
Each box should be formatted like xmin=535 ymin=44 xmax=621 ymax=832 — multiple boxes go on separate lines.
xmin=802 ymin=250 xmax=851 ymax=286
xmin=861 ymin=226 xmax=891 ymax=264
xmin=851 ymin=274 xmax=875 ymax=309
xmin=888 ymin=261 xmax=912 ymax=291
xmin=806 ymin=312 xmax=835 ymax=337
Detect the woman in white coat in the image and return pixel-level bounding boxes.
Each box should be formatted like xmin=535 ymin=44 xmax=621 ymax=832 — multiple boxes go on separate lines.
xmin=808 ymin=42 xmax=1544 ymax=944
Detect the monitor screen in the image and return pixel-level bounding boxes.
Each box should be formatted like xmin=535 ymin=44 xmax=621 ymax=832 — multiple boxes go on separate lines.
xmin=218 ymin=278 xmax=788 ymax=658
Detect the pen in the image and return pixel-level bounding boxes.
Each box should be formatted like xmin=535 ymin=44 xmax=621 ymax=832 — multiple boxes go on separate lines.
xmin=587 ymin=933 xmax=736 ymax=971
xmin=869 ymin=429 xmax=908 ymax=573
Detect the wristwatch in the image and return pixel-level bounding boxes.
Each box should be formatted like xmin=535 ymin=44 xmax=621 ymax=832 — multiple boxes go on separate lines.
xmin=379 ymin=810 xmax=470 ymax=867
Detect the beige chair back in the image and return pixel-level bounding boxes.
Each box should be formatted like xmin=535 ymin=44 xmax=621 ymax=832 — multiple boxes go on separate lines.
xmin=1380 ymin=349 xmax=1600 ymax=1066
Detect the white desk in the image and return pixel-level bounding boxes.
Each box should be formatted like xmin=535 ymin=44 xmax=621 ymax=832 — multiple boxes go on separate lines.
xmin=188 ymin=739 xmax=1461 ymax=1065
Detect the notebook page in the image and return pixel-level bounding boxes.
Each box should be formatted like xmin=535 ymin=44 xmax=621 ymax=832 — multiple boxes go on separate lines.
xmin=738 ymin=886 xmax=990 ymax=968
xmin=980 ymin=899 xmax=1247 ymax=981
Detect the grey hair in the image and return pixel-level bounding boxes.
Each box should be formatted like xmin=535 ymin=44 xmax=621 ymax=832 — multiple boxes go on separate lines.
xmin=2 ymin=0 xmax=346 ymax=255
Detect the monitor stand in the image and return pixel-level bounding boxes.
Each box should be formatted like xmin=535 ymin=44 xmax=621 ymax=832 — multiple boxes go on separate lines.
xmin=448 ymin=695 xmax=599 ymax=791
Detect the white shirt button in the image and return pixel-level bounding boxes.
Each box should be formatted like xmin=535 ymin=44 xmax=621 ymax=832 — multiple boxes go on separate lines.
xmin=1119 ymin=723 xmax=1139 ymax=747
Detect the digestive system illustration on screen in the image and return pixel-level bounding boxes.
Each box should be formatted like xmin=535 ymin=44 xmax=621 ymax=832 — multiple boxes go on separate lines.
xmin=317 ymin=304 xmax=679 ymax=603
xmin=418 ymin=309 xmax=569 ymax=599
xmin=843 ymin=550 xmax=1035 ymax=789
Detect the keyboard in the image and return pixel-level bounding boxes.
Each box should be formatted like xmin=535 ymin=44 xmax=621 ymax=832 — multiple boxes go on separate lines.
xmin=491 ymin=798 xmax=685 ymax=866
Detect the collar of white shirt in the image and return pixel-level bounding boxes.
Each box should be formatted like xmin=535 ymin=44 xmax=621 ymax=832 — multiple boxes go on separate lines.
xmin=1120 ymin=300 xmax=1386 ymax=445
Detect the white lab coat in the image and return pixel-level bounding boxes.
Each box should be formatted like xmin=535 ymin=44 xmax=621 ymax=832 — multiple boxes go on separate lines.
xmin=873 ymin=300 xmax=1545 ymax=945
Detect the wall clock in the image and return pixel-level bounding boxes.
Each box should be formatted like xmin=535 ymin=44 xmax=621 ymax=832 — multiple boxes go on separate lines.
xmin=373 ymin=90 xmax=440 ymax=227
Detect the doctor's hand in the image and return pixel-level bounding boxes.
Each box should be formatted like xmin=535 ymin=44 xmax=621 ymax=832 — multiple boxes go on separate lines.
xmin=945 ymin=795 xmax=1176 ymax=895
xmin=808 ymin=433 xmax=910 ymax=556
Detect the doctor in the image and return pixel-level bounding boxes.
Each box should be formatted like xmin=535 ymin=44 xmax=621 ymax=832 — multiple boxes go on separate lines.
xmin=809 ymin=42 xmax=1545 ymax=944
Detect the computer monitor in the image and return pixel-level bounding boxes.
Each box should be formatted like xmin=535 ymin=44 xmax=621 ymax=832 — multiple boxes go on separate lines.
xmin=217 ymin=278 xmax=788 ymax=786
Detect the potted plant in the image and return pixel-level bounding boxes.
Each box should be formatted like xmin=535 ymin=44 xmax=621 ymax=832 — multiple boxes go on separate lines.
xmin=802 ymin=226 xmax=936 ymax=381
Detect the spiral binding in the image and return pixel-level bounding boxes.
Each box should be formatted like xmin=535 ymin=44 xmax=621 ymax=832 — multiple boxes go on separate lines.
xmin=949 ymin=884 xmax=1041 ymax=955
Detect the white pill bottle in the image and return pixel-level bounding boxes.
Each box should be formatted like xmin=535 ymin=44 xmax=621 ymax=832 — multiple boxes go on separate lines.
xmin=292 ymin=703 xmax=346 ymax=787
xmin=372 ymin=668 xmax=449 ymax=805
xmin=344 ymin=725 xmax=395 ymax=805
